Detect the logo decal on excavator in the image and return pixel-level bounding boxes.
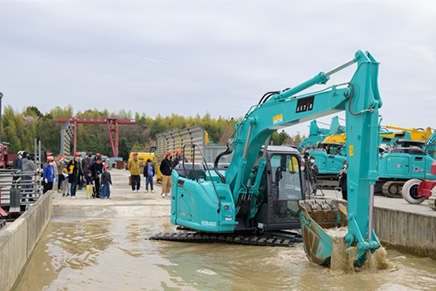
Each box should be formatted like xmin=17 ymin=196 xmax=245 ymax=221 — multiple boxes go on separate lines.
xmin=273 ymin=114 xmax=283 ymax=124
xmin=413 ymin=166 xmax=424 ymax=173
xmin=296 ymin=96 xmax=314 ymax=113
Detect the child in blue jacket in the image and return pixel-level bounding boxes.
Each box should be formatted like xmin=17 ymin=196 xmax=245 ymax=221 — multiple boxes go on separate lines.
xmin=43 ymin=157 xmax=56 ymax=194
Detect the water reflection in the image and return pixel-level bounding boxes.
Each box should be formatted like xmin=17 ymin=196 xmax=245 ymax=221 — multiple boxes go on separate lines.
xmin=15 ymin=217 xmax=436 ymax=291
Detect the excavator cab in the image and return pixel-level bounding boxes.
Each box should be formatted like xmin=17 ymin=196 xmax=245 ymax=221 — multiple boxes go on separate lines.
xmin=254 ymin=146 xmax=304 ymax=231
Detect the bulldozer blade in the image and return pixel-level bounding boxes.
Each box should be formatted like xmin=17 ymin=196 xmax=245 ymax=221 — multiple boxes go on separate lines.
xmin=299 ymin=200 xmax=347 ymax=266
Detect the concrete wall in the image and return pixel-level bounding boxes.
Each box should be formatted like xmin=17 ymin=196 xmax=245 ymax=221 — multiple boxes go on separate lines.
xmin=0 ymin=192 xmax=52 ymax=291
xmin=373 ymin=206 xmax=436 ymax=259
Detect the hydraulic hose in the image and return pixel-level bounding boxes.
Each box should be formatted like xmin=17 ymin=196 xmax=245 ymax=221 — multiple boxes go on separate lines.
xmin=213 ymin=143 xmax=234 ymax=184
xmin=347 ymin=82 xmax=374 ymax=116
xmin=258 ymin=91 xmax=279 ymax=104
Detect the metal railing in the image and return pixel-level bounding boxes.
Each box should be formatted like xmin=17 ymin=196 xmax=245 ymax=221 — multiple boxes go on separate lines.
xmin=0 ymin=139 xmax=45 ymax=216
xmin=181 ymin=144 xmax=221 ymax=213
xmin=0 ymin=169 xmax=44 ymax=213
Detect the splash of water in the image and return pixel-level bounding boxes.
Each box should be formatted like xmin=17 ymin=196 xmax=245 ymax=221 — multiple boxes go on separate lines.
xmin=327 ymin=227 xmax=392 ymax=272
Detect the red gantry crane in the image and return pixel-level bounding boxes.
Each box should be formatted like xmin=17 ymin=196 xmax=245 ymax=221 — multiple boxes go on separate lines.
xmin=54 ymin=118 xmax=137 ymax=157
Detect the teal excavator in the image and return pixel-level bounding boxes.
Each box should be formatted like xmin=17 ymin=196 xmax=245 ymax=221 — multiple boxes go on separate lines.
xmin=298 ymin=116 xmax=345 ymax=152
xmin=152 ymin=51 xmax=382 ymax=267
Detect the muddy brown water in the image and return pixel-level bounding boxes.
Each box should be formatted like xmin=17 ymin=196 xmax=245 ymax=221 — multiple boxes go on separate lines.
xmin=14 ymin=217 xmax=436 ymax=291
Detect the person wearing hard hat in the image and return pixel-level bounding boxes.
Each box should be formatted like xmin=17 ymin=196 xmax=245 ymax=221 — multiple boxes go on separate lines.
xmin=128 ymin=152 xmax=141 ymax=192
xmin=172 ymin=151 xmax=188 ymax=168
xmin=66 ymin=152 xmax=83 ymax=199
xmin=46 ymin=152 xmax=58 ymax=181
xmin=43 ymin=157 xmax=56 ymax=194
xmin=160 ymin=152 xmax=173 ymax=198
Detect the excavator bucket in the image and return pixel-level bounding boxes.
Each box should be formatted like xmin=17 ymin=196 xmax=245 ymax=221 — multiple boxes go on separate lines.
xmin=299 ymin=200 xmax=347 ymax=266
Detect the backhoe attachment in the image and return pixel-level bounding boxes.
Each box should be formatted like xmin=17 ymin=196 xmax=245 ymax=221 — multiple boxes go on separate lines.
xmin=299 ymin=200 xmax=347 ymax=265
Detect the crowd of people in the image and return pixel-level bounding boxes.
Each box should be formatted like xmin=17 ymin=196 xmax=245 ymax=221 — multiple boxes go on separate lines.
xmin=56 ymin=152 xmax=112 ymax=199
xmin=127 ymin=151 xmax=185 ymax=199
xmin=12 ymin=151 xmax=113 ymax=199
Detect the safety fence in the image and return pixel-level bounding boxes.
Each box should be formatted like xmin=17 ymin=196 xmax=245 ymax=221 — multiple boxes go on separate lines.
xmin=0 ymin=169 xmax=44 ymax=225
xmin=0 ymin=139 xmax=44 ymax=229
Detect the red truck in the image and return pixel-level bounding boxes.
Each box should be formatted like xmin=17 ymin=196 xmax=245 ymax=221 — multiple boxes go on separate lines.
xmin=0 ymin=143 xmax=17 ymax=168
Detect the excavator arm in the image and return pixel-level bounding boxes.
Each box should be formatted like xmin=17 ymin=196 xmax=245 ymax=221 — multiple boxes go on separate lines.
xmin=225 ymin=50 xmax=382 ymax=265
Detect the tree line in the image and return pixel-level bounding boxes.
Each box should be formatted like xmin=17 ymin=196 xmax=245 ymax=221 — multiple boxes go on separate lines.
xmin=1 ymin=106 xmax=305 ymax=160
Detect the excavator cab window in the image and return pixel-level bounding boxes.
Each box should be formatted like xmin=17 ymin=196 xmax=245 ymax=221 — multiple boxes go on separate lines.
xmin=269 ymin=154 xmax=303 ymax=223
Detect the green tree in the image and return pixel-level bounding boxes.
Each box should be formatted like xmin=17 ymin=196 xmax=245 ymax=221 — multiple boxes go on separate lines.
xmin=293 ymin=133 xmax=303 ymax=146
xmin=119 ymin=137 xmax=130 ymax=161
xmin=131 ymin=142 xmax=147 ymax=152
xmin=1 ymin=106 xmax=243 ymax=160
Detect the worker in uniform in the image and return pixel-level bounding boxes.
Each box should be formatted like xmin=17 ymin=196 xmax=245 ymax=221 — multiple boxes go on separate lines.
xmin=339 ymin=160 xmax=348 ymax=200
xmin=160 ymin=152 xmax=173 ymax=198
xmin=128 ymin=152 xmax=141 ymax=192
xmin=307 ymin=155 xmax=319 ymax=195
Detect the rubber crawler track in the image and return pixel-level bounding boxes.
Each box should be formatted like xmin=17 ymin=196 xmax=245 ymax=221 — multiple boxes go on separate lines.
xmin=148 ymin=232 xmax=303 ymax=247
xmin=382 ymin=181 xmax=403 ymax=198
xmin=428 ymin=194 xmax=436 ymax=211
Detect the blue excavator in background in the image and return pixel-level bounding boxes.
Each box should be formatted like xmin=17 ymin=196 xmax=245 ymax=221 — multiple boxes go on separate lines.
xmin=152 ymin=51 xmax=382 ymax=267
xmin=299 ymin=116 xmax=345 ymax=152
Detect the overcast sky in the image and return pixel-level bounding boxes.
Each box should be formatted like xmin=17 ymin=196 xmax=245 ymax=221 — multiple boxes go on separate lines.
xmin=1 ymin=0 xmax=435 ymax=136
